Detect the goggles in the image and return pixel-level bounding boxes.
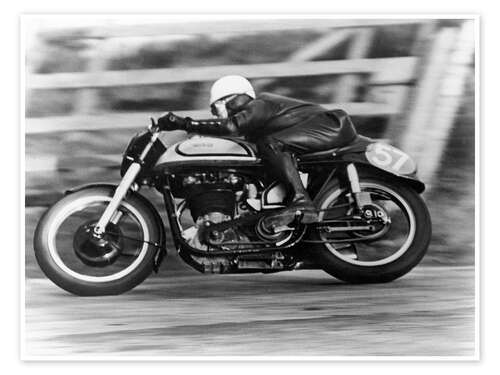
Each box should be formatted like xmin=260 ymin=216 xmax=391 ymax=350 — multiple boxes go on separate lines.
xmin=210 ymin=94 xmax=237 ymax=118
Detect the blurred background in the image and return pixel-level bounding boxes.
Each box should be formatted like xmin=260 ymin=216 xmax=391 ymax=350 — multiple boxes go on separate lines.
xmin=24 ymin=17 xmax=475 ymax=278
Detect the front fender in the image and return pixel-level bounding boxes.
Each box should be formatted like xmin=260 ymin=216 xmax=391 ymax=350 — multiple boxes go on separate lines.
xmin=65 ymin=183 xmax=167 ymax=271
xmin=341 ymin=144 xmax=426 ymax=193
xmin=65 ymin=182 xmax=119 ymax=195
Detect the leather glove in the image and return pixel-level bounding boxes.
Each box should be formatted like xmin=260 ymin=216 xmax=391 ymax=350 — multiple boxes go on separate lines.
xmin=158 ymin=112 xmax=189 ymax=131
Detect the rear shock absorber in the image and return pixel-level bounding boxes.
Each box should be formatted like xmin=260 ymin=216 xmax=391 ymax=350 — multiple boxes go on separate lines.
xmin=346 ymin=163 xmax=372 ymax=209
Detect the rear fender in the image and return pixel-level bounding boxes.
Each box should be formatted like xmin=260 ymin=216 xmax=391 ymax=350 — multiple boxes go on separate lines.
xmin=65 ymin=183 xmax=167 ymax=272
xmin=341 ymin=143 xmax=426 ymax=193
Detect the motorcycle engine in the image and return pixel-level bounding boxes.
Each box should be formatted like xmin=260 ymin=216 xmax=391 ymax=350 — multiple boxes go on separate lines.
xmin=179 ymin=172 xmax=250 ymax=250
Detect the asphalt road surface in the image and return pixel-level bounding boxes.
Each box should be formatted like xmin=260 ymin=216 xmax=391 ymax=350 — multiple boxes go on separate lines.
xmin=24 ymin=265 xmax=475 ymax=357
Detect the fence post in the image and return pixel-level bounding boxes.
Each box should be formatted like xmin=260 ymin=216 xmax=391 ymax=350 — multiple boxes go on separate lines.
xmin=75 ymin=39 xmax=112 ymax=114
xmin=335 ymin=28 xmax=375 ymax=102
xmin=384 ymin=21 xmax=438 ymax=144
xmin=410 ymin=20 xmax=475 ymax=186
xmin=398 ymin=27 xmax=458 ymax=181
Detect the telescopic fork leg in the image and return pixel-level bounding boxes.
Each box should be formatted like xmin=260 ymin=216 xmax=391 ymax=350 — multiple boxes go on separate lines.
xmin=93 ymin=162 xmax=142 ymax=235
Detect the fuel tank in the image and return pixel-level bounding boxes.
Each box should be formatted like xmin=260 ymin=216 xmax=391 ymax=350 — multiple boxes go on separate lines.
xmin=154 ymin=135 xmax=260 ymax=171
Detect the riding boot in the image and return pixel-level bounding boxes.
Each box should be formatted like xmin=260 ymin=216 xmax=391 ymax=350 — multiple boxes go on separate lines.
xmin=258 ymin=141 xmax=318 ymax=231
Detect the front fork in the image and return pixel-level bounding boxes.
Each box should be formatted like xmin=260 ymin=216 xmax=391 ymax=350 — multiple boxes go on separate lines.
xmin=93 ymin=130 xmax=160 ymax=235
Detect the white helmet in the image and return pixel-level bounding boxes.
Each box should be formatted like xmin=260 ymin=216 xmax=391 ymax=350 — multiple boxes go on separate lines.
xmin=209 ymin=75 xmax=256 ymax=106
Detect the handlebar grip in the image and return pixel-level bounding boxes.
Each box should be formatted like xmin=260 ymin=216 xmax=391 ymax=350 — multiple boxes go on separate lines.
xmin=158 ymin=112 xmax=188 ymax=131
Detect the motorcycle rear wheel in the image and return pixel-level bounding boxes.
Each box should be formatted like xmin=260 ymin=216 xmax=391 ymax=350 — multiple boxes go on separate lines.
xmin=309 ymin=174 xmax=431 ymax=283
xmin=34 ymin=186 xmax=160 ymax=296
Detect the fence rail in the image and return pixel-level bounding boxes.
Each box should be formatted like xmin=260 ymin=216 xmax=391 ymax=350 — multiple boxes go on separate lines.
xmin=38 ymin=19 xmax=429 ymax=39
xmin=27 ymin=57 xmax=417 ymax=90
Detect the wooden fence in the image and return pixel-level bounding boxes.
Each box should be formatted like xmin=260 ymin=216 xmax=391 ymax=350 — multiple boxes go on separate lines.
xmin=25 ymin=18 xmax=475 ymax=189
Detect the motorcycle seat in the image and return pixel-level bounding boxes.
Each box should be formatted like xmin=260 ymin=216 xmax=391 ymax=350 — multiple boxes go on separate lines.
xmin=297 ymin=135 xmax=373 ymax=162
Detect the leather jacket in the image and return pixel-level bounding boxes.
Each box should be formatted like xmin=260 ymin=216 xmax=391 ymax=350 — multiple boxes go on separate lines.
xmin=186 ymin=93 xmax=330 ymax=139
xmin=230 ymin=93 xmax=328 ymax=135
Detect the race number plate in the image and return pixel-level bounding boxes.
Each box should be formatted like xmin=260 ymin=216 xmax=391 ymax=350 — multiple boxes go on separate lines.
xmin=365 ymin=143 xmax=416 ymax=175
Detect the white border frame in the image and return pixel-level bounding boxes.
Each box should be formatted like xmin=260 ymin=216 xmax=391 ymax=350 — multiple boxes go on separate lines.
xmin=20 ymin=13 xmax=480 ymax=362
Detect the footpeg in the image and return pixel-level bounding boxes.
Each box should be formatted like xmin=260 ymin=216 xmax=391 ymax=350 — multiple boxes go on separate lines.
xmin=271 ymin=224 xmax=294 ymax=233
xmin=269 ymin=210 xmax=303 ymax=233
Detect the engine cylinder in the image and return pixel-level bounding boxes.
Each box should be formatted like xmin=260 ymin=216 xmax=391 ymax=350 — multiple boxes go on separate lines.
xmin=187 ymin=189 xmax=235 ymax=221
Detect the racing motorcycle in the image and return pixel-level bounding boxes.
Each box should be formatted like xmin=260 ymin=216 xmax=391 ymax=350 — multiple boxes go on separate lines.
xmin=34 ymin=114 xmax=431 ymax=296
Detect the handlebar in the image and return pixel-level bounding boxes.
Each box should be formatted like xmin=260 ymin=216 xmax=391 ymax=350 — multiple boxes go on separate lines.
xmin=155 ymin=112 xmax=189 ymax=132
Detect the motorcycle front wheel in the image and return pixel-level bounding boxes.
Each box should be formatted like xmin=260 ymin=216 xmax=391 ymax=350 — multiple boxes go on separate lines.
xmin=309 ymin=174 xmax=431 ymax=283
xmin=33 ymin=186 xmax=161 ymax=296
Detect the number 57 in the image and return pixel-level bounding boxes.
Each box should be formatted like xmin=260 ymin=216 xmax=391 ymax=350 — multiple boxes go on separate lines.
xmin=371 ymin=143 xmax=410 ymax=172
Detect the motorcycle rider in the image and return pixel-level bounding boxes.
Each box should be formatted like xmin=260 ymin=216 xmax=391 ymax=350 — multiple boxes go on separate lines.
xmin=158 ymin=75 xmax=357 ymax=231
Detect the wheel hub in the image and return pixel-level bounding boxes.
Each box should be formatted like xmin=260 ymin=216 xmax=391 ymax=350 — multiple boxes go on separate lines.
xmin=353 ymin=203 xmax=391 ymax=239
xmin=73 ymin=221 xmax=124 ymax=267
xmin=361 ymin=204 xmax=389 ymax=223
